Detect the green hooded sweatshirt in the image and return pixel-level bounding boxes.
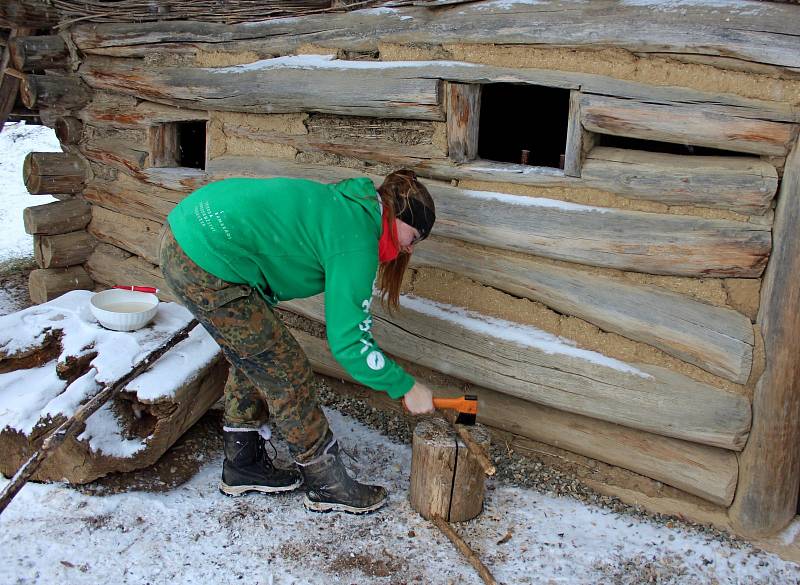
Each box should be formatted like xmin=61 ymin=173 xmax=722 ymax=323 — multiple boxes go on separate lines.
xmin=167 ymin=176 xmax=414 ymax=399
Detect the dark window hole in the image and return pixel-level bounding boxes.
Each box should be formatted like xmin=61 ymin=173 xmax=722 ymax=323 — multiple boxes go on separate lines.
xmin=176 ymin=121 xmax=206 ymax=169
xmin=597 ymin=134 xmax=750 ymax=157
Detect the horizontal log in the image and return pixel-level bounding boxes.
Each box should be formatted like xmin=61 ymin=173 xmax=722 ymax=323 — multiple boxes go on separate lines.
xmin=292 ymin=328 xmax=738 ymax=505
xmin=207 ymin=156 xmax=771 ymax=277
xmin=413 ymin=238 xmax=754 ymax=384
xmin=54 ymin=116 xmax=84 ymax=144
xmin=582 ymin=147 xmax=778 ymax=215
xmin=21 ymin=74 xmax=92 ymax=110
xmin=84 ymin=173 xmax=191 ymax=224
xmin=28 ymin=266 xmax=94 ymax=305
xmin=80 ymin=55 xmax=444 ymax=120
xmin=85 ymin=243 xmax=172 ymax=301
xmin=23 ymin=152 xmax=87 ymax=195
xmin=88 ymin=205 xmax=162 ymax=265
xmin=0 ymin=2 xmax=61 ymax=28
xmin=581 ymin=94 xmax=797 ymax=157
xmin=11 ymin=35 xmax=68 ymax=71
xmin=71 ymin=1 xmax=800 ymax=75
xmin=34 ymin=230 xmax=96 ymax=269
xmin=23 ymin=199 xmax=91 ymax=235
xmin=283 ymin=293 xmax=751 ymax=450
xmin=78 ymin=91 xmax=210 ymax=129
xmin=80 ymin=138 xmax=149 ymax=175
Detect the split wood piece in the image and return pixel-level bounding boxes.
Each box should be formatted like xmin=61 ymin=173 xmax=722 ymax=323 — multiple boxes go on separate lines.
xmin=446 ymin=82 xmax=481 ymax=163
xmin=80 ymin=55 xmax=443 ymax=120
xmin=21 ymin=74 xmax=92 ymax=110
xmin=88 ymin=205 xmax=162 ymax=266
xmin=581 ymin=147 xmax=778 ymax=214
xmin=0 ymin=319 xmax=199 ymax=516
xmin=23 ymin=152 xmax=87 ymax=195
xmin=69 ymin=2 xmax=800 ymax=87
xmin=33 ymin=230 xmax=96 ymax=269
xmin=410 ymin=418 xmax=490 ymax=523
xmin=283 ymin=295 xmax=751 ymax=450
xmin=440 ymin=408 xmax=496 ymax=476
xmin=581 ymin=94 xmax=797 ymax=157
xmin=54 ymin=116 xmax=84 ymax=144
xmin=563 ymin=89 xmax=595 ymax=178
xmin=11 ymin=35 xmax=68 ymax=71
xmin=85 ymin=243 xmax=173 ymax=301
xmin=730 ymin=140 xmax=800 ymax=537
xmin=207 ymin=156 xmax=771 ymax=278
xmin=412 ymin=238 xmax=754 ymax=385
xmin=431 ymin=516 xmax=498 ymax=585
xmin=29 ymin=266 xmax=94 ymax=304
xmin=288 ymin=328 xmax=739 ymax=505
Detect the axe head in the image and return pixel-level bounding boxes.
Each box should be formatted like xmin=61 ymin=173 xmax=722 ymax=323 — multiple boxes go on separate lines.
xmin=432 ymin=394 xmax=478 ymax=425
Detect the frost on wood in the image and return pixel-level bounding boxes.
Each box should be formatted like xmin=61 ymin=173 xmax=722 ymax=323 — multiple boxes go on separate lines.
xmin=0 ymin=290 xmax=226 ymax=484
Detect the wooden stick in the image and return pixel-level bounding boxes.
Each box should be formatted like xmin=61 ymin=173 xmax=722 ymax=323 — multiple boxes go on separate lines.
xmin=431 ymin=515 xmax=499 ymax=585
xmin=442 ymin=409 xmax=497 ymax=476
xmin=0 ymin=319 xmax=199 ymax=516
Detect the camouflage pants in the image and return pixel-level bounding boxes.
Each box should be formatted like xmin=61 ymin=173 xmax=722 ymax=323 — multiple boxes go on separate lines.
xmin=158 ymin=225 xmax=329 ymax=460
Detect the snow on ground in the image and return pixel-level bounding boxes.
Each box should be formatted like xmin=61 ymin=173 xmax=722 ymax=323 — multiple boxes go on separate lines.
xmin=0 ymin=122 xmax=60 ymax=264
xmin=1 ymin=409 xmax=799 ymax=585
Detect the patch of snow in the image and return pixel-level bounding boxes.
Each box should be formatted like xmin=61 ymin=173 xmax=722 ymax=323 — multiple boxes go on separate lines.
xmin=77 ymin=402 xmax=146 ymax=458
xmin=0 ymin=122 xmax=59 ymax=264
xmin=473 ymin=0 xmax=546 ymax=9
xmin=399 ymin=295 xmax=652 ymax=378
xmin=620 ymin=0 xmax=766 ymax=14
xmin=461 ymin=188 xmax=610 ymax=212
xmin=209 ymin=54 xmax=479 ymax=73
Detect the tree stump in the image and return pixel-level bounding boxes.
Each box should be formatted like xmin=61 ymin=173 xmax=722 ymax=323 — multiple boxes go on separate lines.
xmin=409 ymin=418 xmax=491 ymax=522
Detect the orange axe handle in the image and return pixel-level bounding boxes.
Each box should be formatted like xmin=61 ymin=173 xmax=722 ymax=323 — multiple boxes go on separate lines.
xmin=432 ymin=395 xmax=478 ymax=415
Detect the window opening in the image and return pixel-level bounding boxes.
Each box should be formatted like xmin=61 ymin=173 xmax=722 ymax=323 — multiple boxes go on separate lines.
xmin=150 ymin=120 xmax=207 ymax=169
xmin=478 ymin=84 xmax=570 ymax=168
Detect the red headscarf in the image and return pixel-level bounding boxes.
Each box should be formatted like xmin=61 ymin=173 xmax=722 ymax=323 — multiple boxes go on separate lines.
xmin=378 ymin=213 xmax=399 ymax=263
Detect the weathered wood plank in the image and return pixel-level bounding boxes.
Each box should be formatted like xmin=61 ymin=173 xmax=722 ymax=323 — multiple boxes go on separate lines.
xmin=582 ymin=147 xmax=779 ymax=215
xmin=79 ymin=55 xmax=444 ymax=120
xmin=581 ymin=94 xmax=797 ymax=157
xmin=207 ymin=156 xmax=771 ymax=277
xmin=70 ymin=0 xmax=800 ymax=73
xmin=78 ymin=91 xmax=210 ymax=129
xmin=80 ymin=138 xmax=149 ymax=175
xmin=730 ymin=140 xmax=800 ymax=536
xmin=446 ymin=82 xmax=480 ymax=163
xmin=563 ymin=90 xmax=589 ymax=178
xmin=413 ymin=238 xmax=754 ymax=384
xmin=292 ymin=328 xmax=738 ymax=505
xmin=88 ymin=205 xmax=162 ymax=265
xmin=85 ymin=243 xmax=172 ymax=301
xmin=283 ymin=293 xmax=751 ymax=450
xmin=23 ymin=199 xmax=91 ymax=235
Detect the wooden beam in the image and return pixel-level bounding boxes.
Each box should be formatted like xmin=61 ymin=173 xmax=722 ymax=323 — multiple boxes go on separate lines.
xmin=291 ymin=328 xmax=739 ymax=505
xmin=23 ymin=199 xmax=91 ymax=235
xmin=730 ymin=140 xmax=800 ymax=536
xmin=85 ymin=243 xmax=172 ymax=302
xmin=23 ymin=152 xmax=87 ymax=195
xmin=446 ymin=82 xmax=481 ymax=163
xmin=54 ymin=116 xmax=84 ymax=144
xmin=11 ymin=35 xmax=68 ymax=71
xmin=283 ymin=293 xmax=751 ymax=450
xmin=581 ymin=94 xmax=797 ymax=157
xmin=582 ymin=147 xmax=779 ymax=215
xmin=413 ymin=237 xmax=754 ymax=384
xmin=28 ymin=267 xmax=94 ymax=305
xmin=21 ymin=74 xmax=92 ymax=110
xmin=207 ymin=156 xmax=771 ymax=278
xmin=33 ymin=230 xmax=96 ymax=269
xmin=83 ymin=173 xmax=191 ymax=224
xmin=88 ymin=205 xmax=162 ymax=266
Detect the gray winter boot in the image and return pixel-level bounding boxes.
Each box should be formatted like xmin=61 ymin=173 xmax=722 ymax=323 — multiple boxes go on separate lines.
xmin=296 ymin=430 xmax=388 ymax=514
xmin=219 ymin=427 xmax=303 ymax=496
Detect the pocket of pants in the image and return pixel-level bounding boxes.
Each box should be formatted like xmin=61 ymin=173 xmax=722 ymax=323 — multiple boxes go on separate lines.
xmin=199 ymin=286 xmax=278 ymax=358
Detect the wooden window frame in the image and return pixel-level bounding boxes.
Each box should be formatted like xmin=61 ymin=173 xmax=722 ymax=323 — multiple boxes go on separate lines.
xmin=148 ymin=120 xmax=208 ymax=169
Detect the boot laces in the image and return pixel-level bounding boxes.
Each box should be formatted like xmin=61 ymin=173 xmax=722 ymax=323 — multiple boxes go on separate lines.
xmin=256 ymin=438 xmax=279 ymax=471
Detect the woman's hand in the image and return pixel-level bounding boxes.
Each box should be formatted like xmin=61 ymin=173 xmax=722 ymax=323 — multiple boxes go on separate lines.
xmin=402 ymin=382 xmax=435 ymax=415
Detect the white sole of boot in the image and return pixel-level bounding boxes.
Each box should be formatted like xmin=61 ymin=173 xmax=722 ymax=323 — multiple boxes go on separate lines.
xmin=219 ymin=479 xmax=302 ymax=496
xmin=303 ymin=494 xmax=387 ymax=514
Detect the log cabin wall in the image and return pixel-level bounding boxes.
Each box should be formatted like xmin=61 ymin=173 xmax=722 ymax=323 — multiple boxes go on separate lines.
xmin=11 ymin=0 xmax=800 ymax=538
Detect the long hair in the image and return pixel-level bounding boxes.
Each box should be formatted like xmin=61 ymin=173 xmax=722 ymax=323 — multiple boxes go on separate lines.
xmin=377 ymin=169 xmax=435 ymax=311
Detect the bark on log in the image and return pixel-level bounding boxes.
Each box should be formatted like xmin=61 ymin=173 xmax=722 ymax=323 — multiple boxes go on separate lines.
xmin=446 ymin=83 xmax=480 ymax=163
xmin=54 ymin=116 xmax=84 ymax=144
xmin=69 ymin=1 xmax=800 ymax=75
xmin=582 ymin=147 xmax=779 ymax=215
xmin=85 ymin=243 xmax=172 ymax=301
xmin=730 ymin=140 xmax=800 ymax=536
xmin=581 ymin=94 xmax=798 ymax=157
xmin=88 ymin=205 xmax=162 ymax=266
xmin=207 ymin=156 xmax=771 ymax=277
xmin=23 ymin=152 xmax=87 ymax=195
xmin=284 ymin=294 xmax=751 ymax=450
xmin=410 ymin=418 xmax=489 ymax=522
xmin=11 ymin=35 xmax=68 ymax=71
xmin=290 ymin=328 xmax=739 ymax=505
xmin=21 ymin=74 xmax=92 ymax=110
xmin=0 ymin=1 xmax=61 ymax=28
xmin=34 ymin=231 xmax=96 ymax=269
xmin=23 ymin=199 xmax=91 ymax=235
xmin=28 ymin=266 xmax=94 ymax=304
xmin=412 ymin=237 xmax=754 ymax=384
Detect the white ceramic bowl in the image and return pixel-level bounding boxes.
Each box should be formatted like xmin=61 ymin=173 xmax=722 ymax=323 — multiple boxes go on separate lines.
xmin=90 ymin=289 xmax=159 ymax=331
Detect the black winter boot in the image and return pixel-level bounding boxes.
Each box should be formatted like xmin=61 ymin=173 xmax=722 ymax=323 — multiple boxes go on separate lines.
xmin=296 ymin=430 xmax=388 ymax=514
xmin=219 ymin=428 xmax=303 ymax=496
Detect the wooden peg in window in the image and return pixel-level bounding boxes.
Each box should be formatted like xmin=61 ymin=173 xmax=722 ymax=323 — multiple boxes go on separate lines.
xmin=520 ymin=150 xmax=529 ymax=165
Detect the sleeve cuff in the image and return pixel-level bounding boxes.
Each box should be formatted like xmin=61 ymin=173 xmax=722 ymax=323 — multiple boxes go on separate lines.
xmin=386 ymin=374 xmax=415 ymax=400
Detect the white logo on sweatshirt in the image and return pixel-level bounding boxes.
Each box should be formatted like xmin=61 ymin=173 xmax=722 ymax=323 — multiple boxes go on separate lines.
xmin=366 ymin=350 xmax=385 ymax=371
